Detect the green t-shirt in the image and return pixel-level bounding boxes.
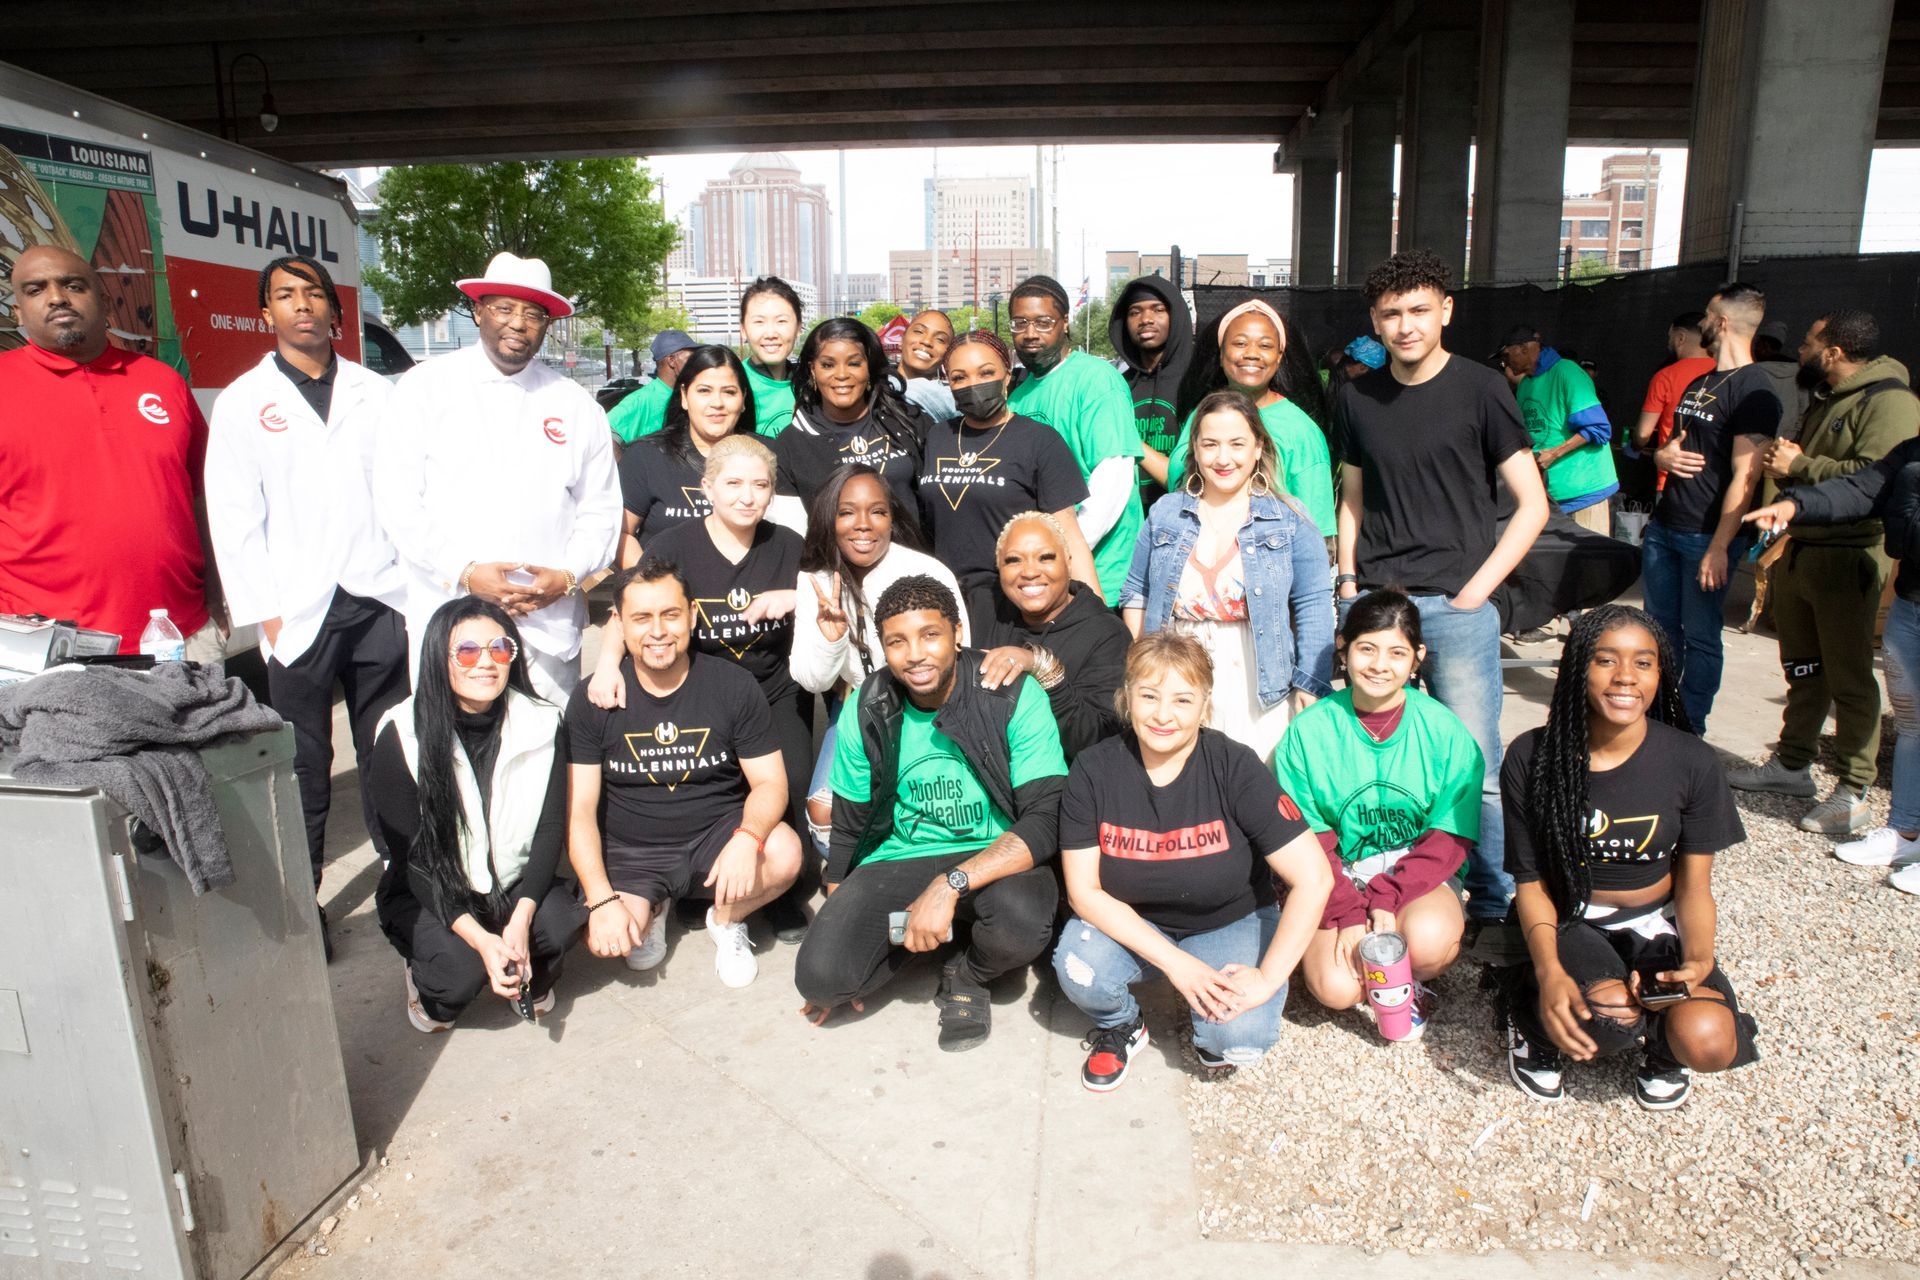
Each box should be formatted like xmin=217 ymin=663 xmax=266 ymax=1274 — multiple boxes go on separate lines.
xmin=1272 ymin=688 xmax=1482 ymax=866
xmin=1165 ymin=397 xmax=1337 ymax=533
xmin=607 ymin=377 xmax=673 ymax=443
xmin=1516 ymin=356 xmax=1618 ymax=504
xmin=1007 ymin=351 xmax=1144 ymax=606
xmin=742 ymin=357 xmax=796 ymax=439
xmin=829 ymin=677 xmax=1068 ymax=865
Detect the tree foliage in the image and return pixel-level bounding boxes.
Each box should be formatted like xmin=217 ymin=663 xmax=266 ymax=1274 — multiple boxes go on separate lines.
xmin=857 ymin=301 xmax=905 ymax=330
xmin=1070 ymin=294 xmax=1116 ymax=359
xmin=364 ymin=159 xmax=678 ymax=332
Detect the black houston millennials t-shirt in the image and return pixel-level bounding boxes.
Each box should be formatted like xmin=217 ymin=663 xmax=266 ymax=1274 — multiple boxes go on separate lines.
xmin=1059 ymin=729 xmax=1310 ymax=938
xmin=564 ymin=651 xmax=777 ymax=847
xmin=773 ymin=400 xmax=927 ymax=518
xmin=1330 ymin=357 xmax=1533 ymax=596
xmin=1653 ymin=363 xmax=1784 ymax=535
xmin=618 ymin=436 xmax=710 ymax=542
xmin=918 ymin=413 xmax=1089 ymax=585
xmin=644 ymin=517 xmax=804 ymax=703
xmin=1501 ymin=720 xmax=1745 ymax=893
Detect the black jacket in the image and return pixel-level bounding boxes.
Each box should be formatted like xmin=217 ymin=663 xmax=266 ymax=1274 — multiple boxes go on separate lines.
xmin=1790 ymin=433 xmax=1920 ymax=601
xmin=965 ymin=581 xmax=1130 ymax=761
xmin=827 ymin=648 xmax=1065 ymax=882
xmin=1108 ymin=276 xmax=1193 ymax=476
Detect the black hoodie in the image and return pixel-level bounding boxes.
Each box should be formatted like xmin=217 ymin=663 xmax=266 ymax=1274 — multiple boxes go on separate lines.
xmin=1108 ymin=276 xmax=1194 ymax=501
xmin=964 ymin=580 xmax=1131 ymax=761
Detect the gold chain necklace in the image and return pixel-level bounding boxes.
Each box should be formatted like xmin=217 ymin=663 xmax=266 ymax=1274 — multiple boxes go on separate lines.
xmin=956 ymin=413 xmax=1013 ymax=469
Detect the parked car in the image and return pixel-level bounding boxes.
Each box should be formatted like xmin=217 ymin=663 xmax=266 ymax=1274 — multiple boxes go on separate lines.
xmin=596 ymin=375 xmax=646 ymax=411
xmin=362 ymin=319 xmax=415 ymax=381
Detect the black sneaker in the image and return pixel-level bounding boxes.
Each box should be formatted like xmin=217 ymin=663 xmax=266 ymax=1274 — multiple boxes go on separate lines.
xmin=1507 ymin=1024 xmax=1565 ymax=1102
xmin=1192 ymin=1043 xmax=1235 ymax=1074
xmin=1634 ymin=1056 xmax=1693 ymax=1111
xmin=318 ymin=903 xmax=335 ymax=964
xmin=762 ymin=892 xmax=810 ymax=945
xmin=1080 ymin=1019 xmax=1149 ymax=1091
xmin=935 ymin=957 xmax=991 ymax=1053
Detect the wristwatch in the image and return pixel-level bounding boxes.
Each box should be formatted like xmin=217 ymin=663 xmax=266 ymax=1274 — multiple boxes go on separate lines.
xmin=945 ymin=868 xmax=971 ymax=896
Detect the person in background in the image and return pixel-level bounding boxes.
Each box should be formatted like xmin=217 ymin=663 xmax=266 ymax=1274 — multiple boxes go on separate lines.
xmin=375 ymin=251 xmax=621 ymax=702
xmin=615 ymin=345 xmax=756 ymax=561
xmin=1500 ymin=323 xmax=1619 ymax=537
xmin=607 ymin=329 xmax=698 ymax=445
xmin=1730 ymin=310 xmax=1919 ymax=836
xmin=1503 ymin=605 xmax=1757 ymax=1109
xmin=370 ymin=599 xmax=580 ymax=1032
xmin=775 ymin=316 xmax=931 ymax=519
xmin=1006 ymin=275 xmax=1145 ymax=607
xmin=206 ymin=255 xmax=411 ymax=953
xmin=0 ymin=245 xmax=226 ymax=657
xmin=739 ymin=276 xmax=803 ymax=437
xmin=966 ymin=511 xmax=1131 ymax=761
xmin=1751 ymin=318 xmax=1812 ymax=431
xmin=1339 ymin=335 xmax=1387 ymax=384
xmin=1054 ymin=632 xmax=1331 ymax=1089
xmin=1632 ymin=312 xmax=1715 ymax=492
xmin=1108 ymin=275 xmax=1194 ymax=504
xmin=898 ymin=308 xmax=957 ymax=421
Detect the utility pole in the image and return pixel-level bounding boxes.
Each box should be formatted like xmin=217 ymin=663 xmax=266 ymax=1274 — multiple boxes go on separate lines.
xmin=837 ymin=149 xmax=848 ymax=314
xmin=930 ymin=149 xmax=941 ymax=314
xmin=1051 ymin=146 xmax=1061 ymax=283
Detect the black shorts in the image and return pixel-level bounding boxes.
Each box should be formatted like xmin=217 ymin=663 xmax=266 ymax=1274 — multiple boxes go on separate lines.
xmin=603 ymin=807 xmax=743 ymax=908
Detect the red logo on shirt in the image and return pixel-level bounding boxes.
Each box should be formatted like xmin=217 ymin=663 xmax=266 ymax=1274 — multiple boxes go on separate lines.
xmin=136 ymin=392 xmax=171 ymax=425
xmin=1279 ymin=793 xmax=1302 ymax=822
xmin=259 ymin=403 xmax=289 ymax=433
xmin=542 ymin=416 xmax=567 ymax=444
xmin=1097 ymin=820 xmax=1230 ymax=861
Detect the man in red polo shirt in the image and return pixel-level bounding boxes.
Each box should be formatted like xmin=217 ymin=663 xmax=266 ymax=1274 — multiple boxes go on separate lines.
xmin=1 ymin=245 xmax=224 ymax=654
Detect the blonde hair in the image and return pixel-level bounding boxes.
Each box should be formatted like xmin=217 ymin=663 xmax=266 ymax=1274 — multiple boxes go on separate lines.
xmin=1113 ymin=631 xmax=1215 ymax=718
xmin=993 ymin=509 xmax=1067 ymax=563
xmin=701 ymin=432 xmax=777 ymax=484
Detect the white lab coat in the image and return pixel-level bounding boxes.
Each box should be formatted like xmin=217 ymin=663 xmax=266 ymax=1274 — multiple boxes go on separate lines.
xmin=374 ymin=343 xmax=621 ymax=661
xmin=204 ymin=353 xmax=410 ymax=665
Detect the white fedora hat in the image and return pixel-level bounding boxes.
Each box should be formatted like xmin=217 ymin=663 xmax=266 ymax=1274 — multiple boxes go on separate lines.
xmin=455 ymin=251 xmax=574 ymax=318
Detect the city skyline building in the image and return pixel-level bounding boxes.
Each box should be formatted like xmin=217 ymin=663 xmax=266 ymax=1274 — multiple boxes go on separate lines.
xmin=681 ymin=152 xmax=832 ymax=303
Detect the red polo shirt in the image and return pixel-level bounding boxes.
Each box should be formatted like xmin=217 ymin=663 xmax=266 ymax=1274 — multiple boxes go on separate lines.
xmin=0 ymin=343 xmax=210 ymax=651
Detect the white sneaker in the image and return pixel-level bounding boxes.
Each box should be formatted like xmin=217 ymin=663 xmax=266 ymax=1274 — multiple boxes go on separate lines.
xmin=1890 ymin=862 xmax=1920 ymax=896
xmin=403 ymin=963 xmax=453 ymax=1034
xmin=707 ymin=907 xmax=757 ymax=988
xmin=625 ymin=907 xmax=668 ymax=971
xmin=1834 ymin=826 xmax=1920 ymax=867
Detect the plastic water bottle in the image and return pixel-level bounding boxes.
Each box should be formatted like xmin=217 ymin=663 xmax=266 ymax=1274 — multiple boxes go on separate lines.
xmin=138 ymin=608 xmax=186 ymax=662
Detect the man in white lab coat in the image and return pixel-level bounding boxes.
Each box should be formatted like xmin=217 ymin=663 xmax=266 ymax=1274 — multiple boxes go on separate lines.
xmin=374 ymin=252 xmax=622 ymax=703
xmin=205 ymin=255 xmax=412 ymax=941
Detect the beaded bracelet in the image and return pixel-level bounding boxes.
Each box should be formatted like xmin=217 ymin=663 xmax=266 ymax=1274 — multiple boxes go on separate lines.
xmin=586 ymin=894 xmax=621 ymax=915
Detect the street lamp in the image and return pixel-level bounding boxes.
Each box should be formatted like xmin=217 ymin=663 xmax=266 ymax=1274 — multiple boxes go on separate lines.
xmin=221 ymin=52 xmax=279 ymax=141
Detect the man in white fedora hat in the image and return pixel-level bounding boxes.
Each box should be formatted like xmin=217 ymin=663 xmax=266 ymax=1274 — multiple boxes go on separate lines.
xmin=374 ymin=251 xmax=622 ymax=701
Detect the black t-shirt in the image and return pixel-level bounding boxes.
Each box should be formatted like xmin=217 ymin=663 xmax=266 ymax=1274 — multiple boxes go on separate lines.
xmin=1331 ymin=357 xmax=1533 ymax=595
xmin=773 ymin=400 xmax=926 ymax=517
xmin=1653 ymin=363 xmax=1784 ymax=535
xmin=1059 ymin=729 xmax=1309 ymax=938
xmin=918 ymin=413 xmax=1089 ymax=585
xmin=618 ymin=436 xmax=710 ymax=541
xmin=1501 ymin=721 xmax=1745 ymax=893
xmin=563 ymin=651 xmax=777 ymax=846
xmin=644 ymin=518 xmax=803 ymax=703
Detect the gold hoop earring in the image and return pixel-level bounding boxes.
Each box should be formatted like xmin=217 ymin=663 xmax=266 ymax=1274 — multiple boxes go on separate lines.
xmin=1183 ymin=470 xmax=1205 ymax=497
xmin=1250 ymin=467 xmax=1274 ymax=498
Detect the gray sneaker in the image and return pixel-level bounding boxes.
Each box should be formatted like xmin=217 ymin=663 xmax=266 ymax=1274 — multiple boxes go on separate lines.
xmin=1726 ymin=755 xmax=1816 ymax=798
xmin=1799 ymin=787 xmax=1869 ymax=836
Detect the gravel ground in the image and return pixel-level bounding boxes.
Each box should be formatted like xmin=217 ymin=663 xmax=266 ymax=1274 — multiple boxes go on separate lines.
xmin=1184 ymin=751 xmax=1920 ymax=1278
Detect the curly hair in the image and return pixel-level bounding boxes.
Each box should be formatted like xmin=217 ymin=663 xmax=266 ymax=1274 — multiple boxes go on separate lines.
xmin=1362 ymin=247 xmax=1452 ymax=306
xmin=1524 ymin=604 xmax=1691 ymax=921
xmin=873 ymin=573 xmax=960 ymax=631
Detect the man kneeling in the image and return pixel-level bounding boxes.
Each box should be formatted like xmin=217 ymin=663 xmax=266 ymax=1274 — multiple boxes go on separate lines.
xmin=567 ymin=558 xmax=802 ymax=987
xmin=796 ymin=575 xmax=1067 ymax=1050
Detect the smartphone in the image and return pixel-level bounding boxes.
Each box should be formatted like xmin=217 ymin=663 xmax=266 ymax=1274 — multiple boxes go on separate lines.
xmin=513 ymin=961 xmax=537 ymax=1022
xmin=1635 ymin=967 xmax=1689 ymax=1008
xmin=886 ymin=912 xmax=950 ymax=945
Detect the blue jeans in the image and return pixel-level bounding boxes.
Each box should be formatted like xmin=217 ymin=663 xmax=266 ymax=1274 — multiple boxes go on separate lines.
xmin=806 ymin=718 xmax=839 ymax=862
xmin=1641 ymin=521 xmax=1742 ymax=734
xmin=1881 ymin=596 xmax=1920 ymax=832
xmin=1052 ymin=907 xmax=1285 ymax=1065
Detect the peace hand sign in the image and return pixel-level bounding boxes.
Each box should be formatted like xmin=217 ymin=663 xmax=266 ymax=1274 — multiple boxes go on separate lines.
xmin=812 ymin=572 xmax=850 ymax=644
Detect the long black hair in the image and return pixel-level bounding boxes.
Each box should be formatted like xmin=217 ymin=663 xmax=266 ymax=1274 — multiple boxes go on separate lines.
xmin=1524 ymin=604 xmax=1691 ymax=921
xmin=791 ymin=317 xmax=926 ymax=453
xmin=410 ymin=597 xmax=538 ymax=919
xmin=657 ymin=345 xmax=756 ymax=468
xmin=1174 ymin=302 xmax=1330 ymax=429
xmin=799 ymin=463 xmax=925 ymax=672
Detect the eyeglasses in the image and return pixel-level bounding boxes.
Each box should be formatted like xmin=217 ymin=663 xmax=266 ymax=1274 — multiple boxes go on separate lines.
xmin=450 ymin=636 xmax=519 ymax=667
xmin=481 ymin=300 xmax=551 ymax=326
xmin=1008 ymin=317 xmax=1059 ymax=334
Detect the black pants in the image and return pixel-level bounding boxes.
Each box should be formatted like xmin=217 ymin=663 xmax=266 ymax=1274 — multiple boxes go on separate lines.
xmin=766 ymin=686 xmax=818 ymax=901
xmin=267 ymin=591 xmax=409 ymax=888
xmin=381 ymin=881 xmax=583 ymax=1023
xmin=794 ymin=851 xmax=1059 ymax=1007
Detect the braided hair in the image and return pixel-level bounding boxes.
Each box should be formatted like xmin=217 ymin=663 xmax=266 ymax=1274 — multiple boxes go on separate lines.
xmin=1523 ymin=604 xmax=1691 ymax=921
xmin=792 ymin=316 xmax=927 ymax=455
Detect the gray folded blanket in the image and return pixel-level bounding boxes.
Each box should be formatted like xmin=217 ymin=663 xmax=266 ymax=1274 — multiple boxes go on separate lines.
xmin=0 ymin=663 xmax=285 ymax=893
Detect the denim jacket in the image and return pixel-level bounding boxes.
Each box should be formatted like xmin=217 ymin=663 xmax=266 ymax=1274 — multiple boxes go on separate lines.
xmin=1120 ymin=490 xmax=1335 ymax=706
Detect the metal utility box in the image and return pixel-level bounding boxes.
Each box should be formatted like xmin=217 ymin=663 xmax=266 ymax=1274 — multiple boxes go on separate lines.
xmin=0 ymin=726 xmax=358 ymax=1277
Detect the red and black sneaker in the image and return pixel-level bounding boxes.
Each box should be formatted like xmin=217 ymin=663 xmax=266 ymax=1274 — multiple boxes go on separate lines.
xmin=1080 ymin=1018 xmax=1149 ymax=1092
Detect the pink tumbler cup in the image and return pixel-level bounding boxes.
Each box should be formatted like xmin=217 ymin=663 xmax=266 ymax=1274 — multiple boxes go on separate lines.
xmin=1358 ymin=930 xmax=1417 ymax=1041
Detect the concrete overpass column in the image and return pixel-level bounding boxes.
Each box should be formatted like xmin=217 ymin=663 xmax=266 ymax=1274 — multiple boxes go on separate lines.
xmin=1288 ymin=158 xmax=1338 ymax=287
xmin=1468 ymin=0 xmax=1574 ymax=285
xmin=1338 ymin=99 xmax=1397 ymax=284
xmin=1398 ymin=30 xmax=1477 ymax=279
xmin=1680 ymin=0 xmax=1893 ymax=265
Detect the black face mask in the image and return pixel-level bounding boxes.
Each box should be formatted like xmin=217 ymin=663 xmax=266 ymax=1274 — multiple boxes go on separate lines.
xmin=952 ymin=379 xmax=1008 ymax=420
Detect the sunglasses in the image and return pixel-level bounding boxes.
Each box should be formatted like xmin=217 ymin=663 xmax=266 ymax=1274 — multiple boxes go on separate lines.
xmin=450 ymin=636 xmax=518 ymax=667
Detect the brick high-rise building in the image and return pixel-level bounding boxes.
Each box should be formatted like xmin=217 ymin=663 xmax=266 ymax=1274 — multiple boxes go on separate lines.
xmin=682 ymin=152 xmax=832 ymax=303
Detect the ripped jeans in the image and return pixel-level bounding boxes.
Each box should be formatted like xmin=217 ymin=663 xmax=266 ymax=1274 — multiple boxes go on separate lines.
xmin=1052 ymin=906 xmax=1286 ymax=1065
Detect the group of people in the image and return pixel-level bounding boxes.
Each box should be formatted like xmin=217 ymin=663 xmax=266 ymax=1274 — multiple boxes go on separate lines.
xmin=29 ymin=223 xmax=1920 ymax=1113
